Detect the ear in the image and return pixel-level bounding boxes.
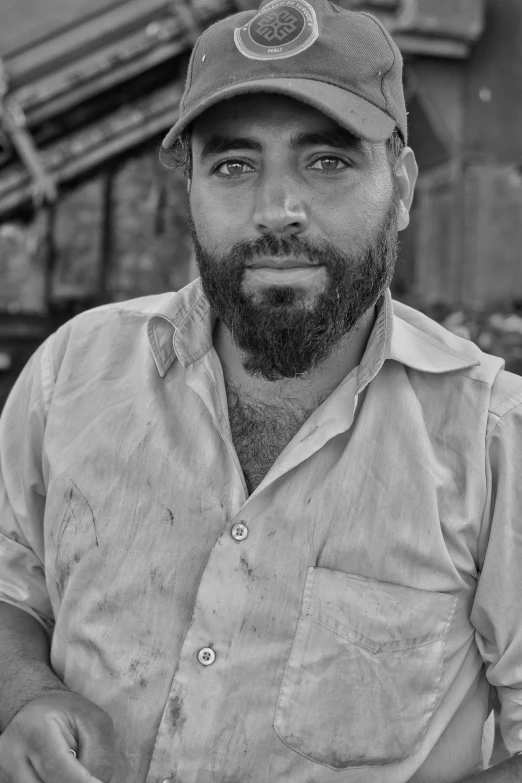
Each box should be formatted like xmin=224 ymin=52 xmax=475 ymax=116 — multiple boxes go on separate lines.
xmin=394 ymin=148 xmax=418 ymax=232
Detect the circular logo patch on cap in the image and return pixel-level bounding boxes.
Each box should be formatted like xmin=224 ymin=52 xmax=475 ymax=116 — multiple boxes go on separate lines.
xmin=234 ymin=0 xmax=319 ymax=61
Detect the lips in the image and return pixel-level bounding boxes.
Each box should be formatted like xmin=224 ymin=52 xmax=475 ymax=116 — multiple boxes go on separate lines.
xmin=248 ymin=257 xmax=320 ymax=269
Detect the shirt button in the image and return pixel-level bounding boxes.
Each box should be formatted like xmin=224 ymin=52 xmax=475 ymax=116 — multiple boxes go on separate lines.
xmin=197 ymin=647 xmax=216 ymax=666
xmin=231 ymin=522 xmax=248 ymax=541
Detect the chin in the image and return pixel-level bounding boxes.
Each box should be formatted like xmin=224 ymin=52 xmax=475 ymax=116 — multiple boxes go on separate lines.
xmin=243 ymin=281 xmax=316 ymax=305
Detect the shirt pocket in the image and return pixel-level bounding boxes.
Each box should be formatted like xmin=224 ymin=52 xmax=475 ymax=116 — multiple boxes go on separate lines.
xmin=273 ymin=567 xmax=458 ymax=770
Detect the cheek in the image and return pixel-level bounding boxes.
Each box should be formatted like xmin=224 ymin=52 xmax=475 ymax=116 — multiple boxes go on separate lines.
xmin=189 ymin=188 xmax=219 ymax=246
xmin=191 ymin=176 xmax=250 ymax=210
xmin=316 ymin=169 xmax=393 ymax=230
xmin=190 ymin=183 xmax=248 ymax=247
xmin=326 ymin=191 xmax=392 ymax=251
xmin=358 ymin=171 xmax=395 ymax=217
xmin=322 ymin=200 xmax=376 ymax=242
xmin=349 ymin=178 xmax=395 ymax=234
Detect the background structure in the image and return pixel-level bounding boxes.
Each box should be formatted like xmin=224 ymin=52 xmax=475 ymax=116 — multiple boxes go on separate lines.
xmin=1 ymin=0 xmax=521 ymax=409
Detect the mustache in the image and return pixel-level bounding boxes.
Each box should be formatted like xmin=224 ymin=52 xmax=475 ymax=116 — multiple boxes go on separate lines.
xmin=222 ymin=233 xmax=339 ymax=269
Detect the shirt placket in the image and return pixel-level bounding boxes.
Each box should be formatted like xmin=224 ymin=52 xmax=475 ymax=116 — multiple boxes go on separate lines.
xmin=144 ymin=355 xmax=250 ymax=783
xmin=146 ymin=356 xmax=363 ymax=783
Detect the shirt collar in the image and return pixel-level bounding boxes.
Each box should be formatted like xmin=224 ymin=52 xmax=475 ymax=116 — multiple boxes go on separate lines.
xmin=147 ymin=278 xmax=480 ymax=381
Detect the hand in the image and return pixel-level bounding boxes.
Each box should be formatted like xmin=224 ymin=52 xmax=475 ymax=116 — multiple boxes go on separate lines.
xmin=0 ymin=690 xmax=115 ymax=783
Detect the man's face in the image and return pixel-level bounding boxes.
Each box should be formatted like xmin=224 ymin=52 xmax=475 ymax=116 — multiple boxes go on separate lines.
xmin=187 ymin=93 xmax=402 ymax=382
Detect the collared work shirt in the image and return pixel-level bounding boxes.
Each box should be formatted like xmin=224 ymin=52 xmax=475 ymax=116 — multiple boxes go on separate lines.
xmin=1 ymin=278 xmax=522 ymax=783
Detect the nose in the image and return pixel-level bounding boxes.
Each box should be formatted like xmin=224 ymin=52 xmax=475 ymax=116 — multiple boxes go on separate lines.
xmin=252 ymin=174 xmax=309 ymax=236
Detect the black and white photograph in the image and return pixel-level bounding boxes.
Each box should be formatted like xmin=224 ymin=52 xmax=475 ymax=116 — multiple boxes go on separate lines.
xmin=0 ymin=1 xmax=521 ymax=782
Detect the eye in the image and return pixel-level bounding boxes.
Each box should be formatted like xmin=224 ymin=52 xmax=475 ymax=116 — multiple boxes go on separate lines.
xmin=214 ymin=159 xmax=255 ymax=177
xmin=309 ymin=156 xmax=349 ymax=172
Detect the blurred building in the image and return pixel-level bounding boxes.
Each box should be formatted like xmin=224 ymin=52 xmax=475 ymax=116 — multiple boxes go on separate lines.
xmin=0 ymin=0 xmax=521 ymax=408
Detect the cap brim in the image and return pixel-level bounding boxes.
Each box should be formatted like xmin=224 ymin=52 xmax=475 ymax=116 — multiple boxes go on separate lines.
xmin=162 ymin=77 xmax=396 ymax=149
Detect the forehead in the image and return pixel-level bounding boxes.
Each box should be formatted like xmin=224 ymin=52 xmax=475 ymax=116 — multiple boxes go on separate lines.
xmin=191 ymin=92 xmax=360 ymax=143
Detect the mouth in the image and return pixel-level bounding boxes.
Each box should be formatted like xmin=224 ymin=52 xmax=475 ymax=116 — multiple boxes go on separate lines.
xmin=244 ymin=264 xmax=326 ymax=286
xmin=247 ymin=257 xmax=321 ymax=270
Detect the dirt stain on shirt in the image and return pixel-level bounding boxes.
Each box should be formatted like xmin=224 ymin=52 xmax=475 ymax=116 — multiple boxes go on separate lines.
xmin=168 ymin=695 xmax=186 ymax=733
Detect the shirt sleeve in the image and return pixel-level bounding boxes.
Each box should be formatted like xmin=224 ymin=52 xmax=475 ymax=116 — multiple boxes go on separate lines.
xmin=470 ymin=383 xmax=522 ymax=757
xmin=0 ymin=336 xmax=57 ymax=642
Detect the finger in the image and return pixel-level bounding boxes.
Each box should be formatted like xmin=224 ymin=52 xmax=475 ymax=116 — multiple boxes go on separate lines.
xmin=27 ymin=755 xmax=51 ymax=782
xmin=0 ymin=750 xmax=48 ymax=783
xmin=29 ymin=744 xmax=105 ymax=783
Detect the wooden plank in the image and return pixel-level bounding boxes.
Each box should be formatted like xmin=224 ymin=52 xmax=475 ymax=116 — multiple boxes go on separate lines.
xmin=0 ymin=221 xmax=48 ymax=313
xmin=52 ymin=176 xmax=104 ymax=301
xmin=0 ymin=0 xmax=118 ymax=58
xmin=4 ymin=0 xmax=232 ymax=89
xmin=463 ymin=164 xmax=522 ymax=308
xmin=407 ymin=59 xmax=466 ymax=153
xmin=395 ymin=0 xmax=485 ymax=42
xmin=57 ymin=107 xmax=179 ymax=182
xmin=392 ymin=33 xmax=469 ymax=58
xmin=0 ymin=83 xmax=183 ymax=217
xmin=98 ymin=168 xmax=116 ymax=304
xmin=3 ymin=0 xmax=174 ymax=88
xmin=412 ymin=162 xmax=462 ymax=306
xmin=42 ymin=204 xmax=57 ymax=308
xmin=14 ymin=24 xmax=189 ymax=125
xmin=2 ymin=0 xmax=233 ymax=133
xmin=465 ymin=0 xmax=522 ymax=165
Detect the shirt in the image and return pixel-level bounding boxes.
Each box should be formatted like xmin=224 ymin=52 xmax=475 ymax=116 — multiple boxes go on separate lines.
xmin=1 ymin=276 xmax=522 ymax=783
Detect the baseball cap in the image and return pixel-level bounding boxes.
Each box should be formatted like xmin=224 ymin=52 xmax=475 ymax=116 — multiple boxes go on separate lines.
xmin=162 ymin=0 xmax=407 ymax=150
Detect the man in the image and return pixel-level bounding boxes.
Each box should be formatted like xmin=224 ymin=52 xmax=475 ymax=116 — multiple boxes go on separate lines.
xmin=0 ymin=1 xmax=521 ymax=782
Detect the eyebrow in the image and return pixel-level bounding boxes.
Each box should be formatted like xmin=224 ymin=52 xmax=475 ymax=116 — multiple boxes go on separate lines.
xmin=199 ymin=128 xmax=364 ymax=161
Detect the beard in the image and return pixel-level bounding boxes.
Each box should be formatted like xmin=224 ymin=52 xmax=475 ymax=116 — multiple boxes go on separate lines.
xmin=187 ymin=186 xmax=401 ymax=382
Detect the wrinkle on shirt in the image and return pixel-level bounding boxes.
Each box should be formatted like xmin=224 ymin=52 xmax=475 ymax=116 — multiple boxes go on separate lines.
xmin=0 ymin=278 xmax=521 ymax=783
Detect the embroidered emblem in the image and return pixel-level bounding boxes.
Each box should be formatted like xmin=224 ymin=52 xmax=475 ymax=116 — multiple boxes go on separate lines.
xmin=254 ymin=9 xmax=300 ymax=44
xmin=234 ymin=0 xmax=319 ymax=60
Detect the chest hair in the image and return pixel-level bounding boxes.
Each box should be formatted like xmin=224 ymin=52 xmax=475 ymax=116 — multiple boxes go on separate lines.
xmin=224 ymin=382 xmax=324 ymax=495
